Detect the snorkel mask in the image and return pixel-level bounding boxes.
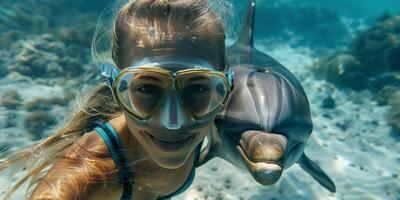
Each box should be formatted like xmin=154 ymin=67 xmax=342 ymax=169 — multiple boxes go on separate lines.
xmin=101 ymin=56 xmax=234 ymax=130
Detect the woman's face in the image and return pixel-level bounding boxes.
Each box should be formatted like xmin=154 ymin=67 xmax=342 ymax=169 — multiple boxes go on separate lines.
xmin=122 ymin=51 xmax=223 ymax=169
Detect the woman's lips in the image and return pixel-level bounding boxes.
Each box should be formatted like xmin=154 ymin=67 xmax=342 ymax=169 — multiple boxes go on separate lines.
xmin=145 ymin=131 xmax=192 ymax=152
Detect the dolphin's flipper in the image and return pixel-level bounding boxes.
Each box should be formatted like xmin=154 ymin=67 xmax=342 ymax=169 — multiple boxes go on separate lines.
xmin=298 ymin=153 xmax=336 ymax=192
xmin=237 ymin=0 xmax=256 ymax=47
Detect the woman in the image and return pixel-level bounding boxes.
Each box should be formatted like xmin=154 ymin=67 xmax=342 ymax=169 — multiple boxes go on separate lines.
xmin=1 ymin=0 xmax=233 ymax=199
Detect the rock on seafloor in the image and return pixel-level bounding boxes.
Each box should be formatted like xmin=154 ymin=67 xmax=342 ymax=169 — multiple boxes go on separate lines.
xmin=313 ymin=14 xmax=400 ymax=134
xmin=313 ymin=15 xmax=400 ymax=91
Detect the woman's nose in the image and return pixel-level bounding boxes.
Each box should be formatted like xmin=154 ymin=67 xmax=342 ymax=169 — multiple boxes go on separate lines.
xmin=157 ymin=90 xmax=192 ymax=130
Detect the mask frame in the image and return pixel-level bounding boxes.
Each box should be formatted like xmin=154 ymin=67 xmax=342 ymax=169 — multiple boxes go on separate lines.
xmin=100 ymin=59 xmax=234 ymax=122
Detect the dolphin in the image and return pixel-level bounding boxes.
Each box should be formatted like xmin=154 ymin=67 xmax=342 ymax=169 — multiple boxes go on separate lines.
xmin=198 ymin=0 xmax=336 ymax=193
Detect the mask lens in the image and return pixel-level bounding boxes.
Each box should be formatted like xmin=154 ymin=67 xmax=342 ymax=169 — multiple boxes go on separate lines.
xmin=177 ymin=72 xmax=229 ymax=118
xmin=115 ymin=70 xmax=172 ymax=118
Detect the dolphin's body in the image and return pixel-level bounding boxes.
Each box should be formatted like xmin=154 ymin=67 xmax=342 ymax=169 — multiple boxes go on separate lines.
xmin=199 ymin=0 xmax=336 ymax=193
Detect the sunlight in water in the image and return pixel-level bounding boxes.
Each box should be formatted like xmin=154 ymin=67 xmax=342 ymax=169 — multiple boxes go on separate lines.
xmin=333 ymin=156 xmax=351 ymax=171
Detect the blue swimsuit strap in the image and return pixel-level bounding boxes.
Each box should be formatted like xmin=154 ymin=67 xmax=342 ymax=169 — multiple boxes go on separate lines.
xmin=94 ymin=121 xmax=203 ymax=200
xmin=94 ymin=121 xmax=133 ymax=200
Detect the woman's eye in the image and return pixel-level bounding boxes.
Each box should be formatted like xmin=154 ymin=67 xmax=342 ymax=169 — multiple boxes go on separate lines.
xmin=135 ymin=84 xmax=161 ymax=97
xmin=186 ymin=84 xmax=210 ymax=96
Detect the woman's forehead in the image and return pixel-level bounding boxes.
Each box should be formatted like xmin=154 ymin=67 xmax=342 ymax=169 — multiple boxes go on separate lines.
xmin=124 ymin=37 xmax=224 ymax=70
xmin=130 ymin=54 xmax=217 ymax=72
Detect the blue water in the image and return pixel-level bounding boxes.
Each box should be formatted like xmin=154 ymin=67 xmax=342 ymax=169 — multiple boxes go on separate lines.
xmin=0 ymin=0 xmax=399 ymax=199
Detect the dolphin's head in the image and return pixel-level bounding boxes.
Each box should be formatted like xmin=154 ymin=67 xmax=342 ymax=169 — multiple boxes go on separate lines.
xmin=216 ymin=63 xmax=313 ymax=185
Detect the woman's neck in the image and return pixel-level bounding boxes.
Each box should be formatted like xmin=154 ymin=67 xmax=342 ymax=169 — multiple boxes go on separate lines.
xmin=126 ymin=133 xmax=196 ymax=199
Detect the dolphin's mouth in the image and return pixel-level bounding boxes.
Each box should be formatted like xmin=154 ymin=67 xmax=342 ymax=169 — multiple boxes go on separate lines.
xmin=236 ymin=145 xmax=283 ymax=185
xmin=235 ymin=130 xmax=288 ymax=185
xmin=237 ymin=144 xmax=284 ymax=167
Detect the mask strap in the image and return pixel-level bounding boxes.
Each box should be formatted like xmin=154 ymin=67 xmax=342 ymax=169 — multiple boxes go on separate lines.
xmin=130 ymin=55 xmax=217 ymax=70
xmin=101 ymin=63 xmax=120 ymax=88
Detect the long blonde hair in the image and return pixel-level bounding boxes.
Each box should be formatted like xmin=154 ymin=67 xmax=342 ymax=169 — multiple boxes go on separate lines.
xmin=0 ymin=0 xmax=232 ymax=198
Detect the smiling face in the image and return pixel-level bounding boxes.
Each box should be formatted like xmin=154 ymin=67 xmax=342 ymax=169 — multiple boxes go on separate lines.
xmin=122 ymin=54 xmax=221 ymax=169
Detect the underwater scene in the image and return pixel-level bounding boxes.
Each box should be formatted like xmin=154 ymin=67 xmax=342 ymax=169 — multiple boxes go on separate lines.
xmin=0 ymin=0 xmax=399 ymax=199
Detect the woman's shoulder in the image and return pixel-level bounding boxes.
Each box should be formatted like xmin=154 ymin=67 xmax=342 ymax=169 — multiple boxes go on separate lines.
xmin=105 ymin=114 xmax=132 ymax=147
xmin=66 ymin=115 xmax=131 ymax=157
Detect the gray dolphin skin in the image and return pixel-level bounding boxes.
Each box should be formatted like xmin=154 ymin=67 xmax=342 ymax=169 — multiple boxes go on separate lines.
xmin=198 ymin=0 xmax=336 ymax=193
